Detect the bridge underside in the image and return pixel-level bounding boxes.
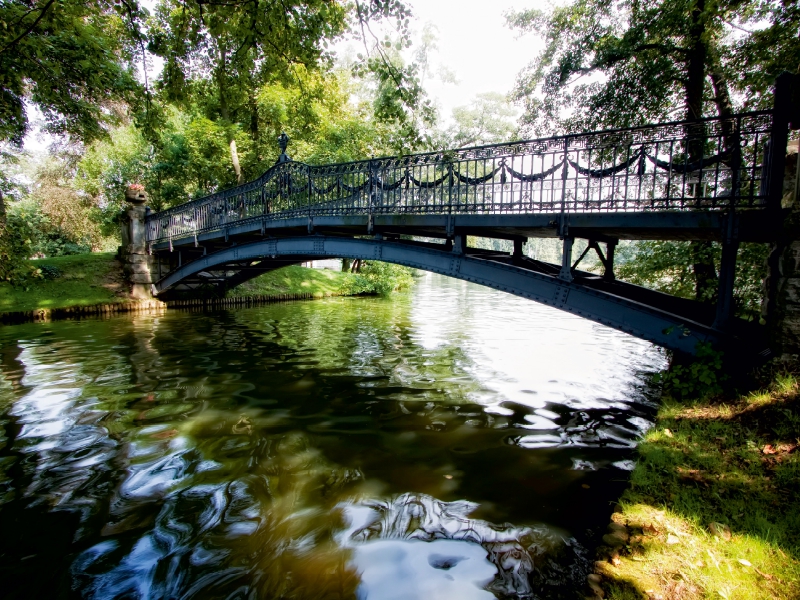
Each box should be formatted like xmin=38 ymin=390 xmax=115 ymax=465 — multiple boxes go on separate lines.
xmin=150 ymin=221 xmax=769 ymax=358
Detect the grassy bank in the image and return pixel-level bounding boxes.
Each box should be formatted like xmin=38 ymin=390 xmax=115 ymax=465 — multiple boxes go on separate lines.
xmin=592 ymin=375 xmax=800 ymax=599
xmin=0 ymin=254 xmax=377 ymax=318
xmin=0 ymin=253 xmax=126 ymax=312
xmin=226 ymin=265 xmax=358 ymax=299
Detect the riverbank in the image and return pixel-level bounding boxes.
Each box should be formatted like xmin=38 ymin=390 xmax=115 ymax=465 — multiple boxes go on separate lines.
xmin=591 ymin=375 xmax=800 ymax=599
xmin=0 ymin=253 xmax=367 ymax=323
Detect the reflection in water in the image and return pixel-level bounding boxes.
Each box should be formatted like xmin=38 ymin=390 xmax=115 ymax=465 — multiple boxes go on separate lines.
xmin=342 ymin=493 xmax=570 ymax=599
xmin=0 ymin=274 xmax=664 ymax=599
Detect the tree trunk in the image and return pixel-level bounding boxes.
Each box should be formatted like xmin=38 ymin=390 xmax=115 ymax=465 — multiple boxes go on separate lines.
xmin=709 ymin=47 xmax=736 ymax=153
xmin=341 ymin=258 xmax=352 ymax=272
xmin=248 ymin=77 xmax=260 ymax=160
xmin=710 ymin=68 xmax=733 ymax=121
xmin=685 ymin=0 xmax=707 ymax=123
xmin=216 ymin=45 xmax=244 ymax=184
xmin=228 ymin=137 xmax=243 ymax=184
xmin=684 ymin=0 xmax=719 ymax=303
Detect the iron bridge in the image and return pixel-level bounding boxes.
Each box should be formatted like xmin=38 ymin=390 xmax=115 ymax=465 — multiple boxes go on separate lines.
xmin=145 ymin=80 xmax=796 ymax=359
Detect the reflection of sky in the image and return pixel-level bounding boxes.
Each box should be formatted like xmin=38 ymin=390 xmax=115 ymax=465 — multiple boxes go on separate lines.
xmin=409 ymin=274 xmax=666 ymax=415
xmin=353 ymin=539 xmax=496 ymax=600
xmin=340 ymin=492 xmax=561 ymax=599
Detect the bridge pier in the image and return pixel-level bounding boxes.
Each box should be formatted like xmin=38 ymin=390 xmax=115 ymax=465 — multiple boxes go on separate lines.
xmin=119 ymin=186 xmax=160 ymax=300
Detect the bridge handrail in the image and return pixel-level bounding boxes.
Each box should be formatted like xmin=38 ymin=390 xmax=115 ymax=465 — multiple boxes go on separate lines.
xmin=145 ymin=110 xmax=777 ymax=245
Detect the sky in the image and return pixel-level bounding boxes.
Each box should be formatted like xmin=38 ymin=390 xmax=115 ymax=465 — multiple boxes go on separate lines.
xmin=405 ymin=0 xmax=544 ymax=123
xmin=24 ymin=0 xmax=547 ymax=151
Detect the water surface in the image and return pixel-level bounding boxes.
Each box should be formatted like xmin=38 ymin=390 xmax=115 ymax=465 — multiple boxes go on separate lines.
xmin=0 ymin=274 xmax=665 ymax=599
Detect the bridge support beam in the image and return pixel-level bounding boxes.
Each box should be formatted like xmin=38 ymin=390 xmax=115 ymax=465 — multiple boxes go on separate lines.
xmin=763 ymin=139 xmax=800 ymax=360
xmin=602 ymin=241 xmax=617 ymax=282
xmin=559 ymin=237 xmax=574 ymax=282
xmin=714 ymin=225 xmax=739 ymax=331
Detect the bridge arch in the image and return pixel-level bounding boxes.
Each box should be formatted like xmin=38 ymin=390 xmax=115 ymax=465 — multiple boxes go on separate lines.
xmin=154 ymin=235 xmax=728 ymax=356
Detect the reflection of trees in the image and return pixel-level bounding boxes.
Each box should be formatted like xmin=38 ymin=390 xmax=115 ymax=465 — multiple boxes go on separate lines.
xmin=0 ymin=297 xmax=646 ymax=598
xmin=75 ymin=429 xmax=363 ymax=599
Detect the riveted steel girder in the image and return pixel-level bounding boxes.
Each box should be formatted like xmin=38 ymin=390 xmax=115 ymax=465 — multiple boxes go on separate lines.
xmin=154 ymin=235 xmax=757 ymax=356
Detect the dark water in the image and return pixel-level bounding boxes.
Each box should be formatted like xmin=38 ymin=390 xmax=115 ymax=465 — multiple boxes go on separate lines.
xmin=0 ymin=274 xmax=665 ymax=599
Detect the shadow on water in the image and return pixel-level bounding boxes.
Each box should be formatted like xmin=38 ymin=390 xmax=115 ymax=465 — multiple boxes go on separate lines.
xmin=0 ymin=274 xmax=665 ymax=599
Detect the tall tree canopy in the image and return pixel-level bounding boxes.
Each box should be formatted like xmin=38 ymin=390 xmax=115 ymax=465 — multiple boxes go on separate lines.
xmin=0 ymin=0 xmax=145 ymax=144
xmin=147 ymin=0 xmax=349 ymax=183
xmin=507 ymin=0 xmax=800 ymax=135
xmin=507 ymin=0 xmax=799 ymax=310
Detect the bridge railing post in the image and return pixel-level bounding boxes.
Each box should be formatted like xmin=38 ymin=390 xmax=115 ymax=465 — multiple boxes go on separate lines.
xmin=223 ymin=194 xmax=229 ymax=242
xmin=367 ymin=159 xmax=375 ymax=234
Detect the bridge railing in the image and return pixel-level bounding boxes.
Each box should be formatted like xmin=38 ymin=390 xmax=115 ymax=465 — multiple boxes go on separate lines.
xmin=146 ymin=111 xmax=775 ymax=245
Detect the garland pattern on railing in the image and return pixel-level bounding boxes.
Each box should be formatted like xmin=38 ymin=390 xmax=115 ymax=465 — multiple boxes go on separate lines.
xmin=145 ymin=111 xmax=774 ymax=244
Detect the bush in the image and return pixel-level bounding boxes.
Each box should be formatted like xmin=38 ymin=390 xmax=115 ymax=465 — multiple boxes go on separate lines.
xmin=654 ymin=342 xmax=728 ymax=399
xmin=339 ymin=261 xmax=415 ymax=296
xmin=38 ymin=264 xmax=62 ymax=279
xmin=0 ymin=210 xmax=39 ymax=284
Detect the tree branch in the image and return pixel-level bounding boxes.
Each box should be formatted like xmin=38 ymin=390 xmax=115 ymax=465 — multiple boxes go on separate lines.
xmin=0 ymin=0 xmax=58 ymax=56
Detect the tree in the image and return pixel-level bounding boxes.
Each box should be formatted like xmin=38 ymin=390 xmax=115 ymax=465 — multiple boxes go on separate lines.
xmin=0 ymin=0 xmax=145 ymax=145
xmin=148 ymin=0 xmax=349 ymax=183
xmin=506 ymin=0 xmax=796 ymax=134
xmin=437 ymin=92 xmax=518 ymax=149
xmin=506 ymin=0 xmax=799 ymax=307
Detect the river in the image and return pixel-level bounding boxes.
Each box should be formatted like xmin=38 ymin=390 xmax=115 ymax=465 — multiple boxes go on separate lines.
xmin=0 ymin=273 xmax=666 ymax=599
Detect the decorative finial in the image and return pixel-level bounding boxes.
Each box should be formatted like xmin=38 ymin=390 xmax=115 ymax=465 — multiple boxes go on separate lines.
xmin=124 ymin=183 xmax=147 ymax=204
xmin=277 ymin=132 xmax=290 ymax=163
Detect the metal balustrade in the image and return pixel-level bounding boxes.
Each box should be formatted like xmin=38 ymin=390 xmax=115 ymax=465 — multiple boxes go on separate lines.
xmin=146 ymin=111 xmax=774 ymax=245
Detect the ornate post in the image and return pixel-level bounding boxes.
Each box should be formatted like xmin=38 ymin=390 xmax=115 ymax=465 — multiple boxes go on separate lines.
xmin=120 ymin=184 xmax=155 ymax=300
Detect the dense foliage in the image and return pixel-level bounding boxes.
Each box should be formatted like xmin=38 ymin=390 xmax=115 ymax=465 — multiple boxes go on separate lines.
xmin=507 ymin=0 xmax=799 ymax=133
xmin=507 ymin=0 xmax=799 ymax=313
xmin=339 ymin=261 xmax=415 ymax=296
xmin=0 ymin=0 xmax=441 ymax=269
xmin=0 ymin=0 xmax=145 ymax=144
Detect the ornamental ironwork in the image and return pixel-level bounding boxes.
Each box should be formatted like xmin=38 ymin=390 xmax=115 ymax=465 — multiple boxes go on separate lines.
xmin=146 ymin=111 xmax=774 ymax=244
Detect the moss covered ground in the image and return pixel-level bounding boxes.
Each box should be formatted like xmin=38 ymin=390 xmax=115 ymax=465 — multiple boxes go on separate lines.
xmin=594 ymin=375 xmax=800 ymax=599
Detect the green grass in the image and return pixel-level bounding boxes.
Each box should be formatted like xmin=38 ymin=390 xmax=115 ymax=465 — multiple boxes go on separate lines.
xmin=0 ymin=255 xmax=365 ymax=316
xmin=226 ymin=265 xmax=358 ymax=298
xmin=0 ymin=253 xmax=126 ymax=313
xmin=596 ymin=377 xmax=800 ymax=599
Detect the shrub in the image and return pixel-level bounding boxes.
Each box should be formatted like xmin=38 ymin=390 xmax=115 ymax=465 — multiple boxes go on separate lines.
xmin=339 ymin=261 xmax=415 ymax=296
xmin=654 ymin=342 xmax=728 ymax=399
xmin=0 ymin=195 xmax=45 ymax=285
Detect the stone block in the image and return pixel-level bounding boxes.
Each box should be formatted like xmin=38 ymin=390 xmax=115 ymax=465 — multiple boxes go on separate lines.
xmin=130 ymin=284 xmax=151 ymax=300
xmin=130 ymin=273 xmax=155 ymax=284
xmin=127 ymin=263 xmax=152 ymax=276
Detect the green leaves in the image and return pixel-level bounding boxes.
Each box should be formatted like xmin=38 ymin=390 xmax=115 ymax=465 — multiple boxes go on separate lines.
xmin=506 ymin=0 xmax=799 ymax=135
xmin=0 ymin=0 xmax=145 ymax=144
xmin=655 ymin=342 xmax=728 ymax=399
